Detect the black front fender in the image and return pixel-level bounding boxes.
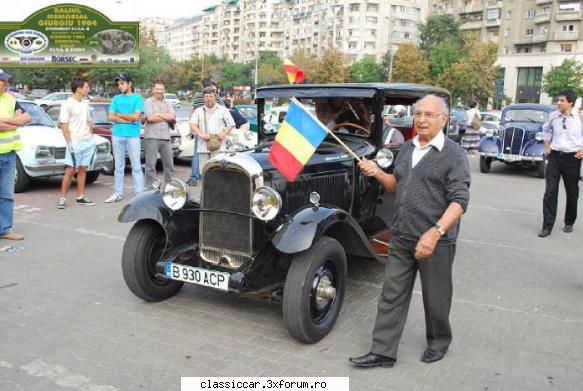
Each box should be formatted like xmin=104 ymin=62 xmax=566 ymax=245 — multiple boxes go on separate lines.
xmin=118 ymin=191 xmax=199 ymax=247
xmin=272 ymin=205 xmax=380 ymax=261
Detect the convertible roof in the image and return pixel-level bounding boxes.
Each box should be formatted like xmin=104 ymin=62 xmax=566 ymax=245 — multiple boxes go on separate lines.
xmin=257 ymin=83 xmax=451 ymax=100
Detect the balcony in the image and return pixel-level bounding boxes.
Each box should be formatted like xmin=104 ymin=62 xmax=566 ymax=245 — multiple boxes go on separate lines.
xmin=556 ymin=11 xmax=582 ymax=22
xmin=553 ymin=31 xmax=579 ymax=40
xmin=534 ymin=12 xmax=551 ymax=24
xmin=515 ymin=32 xmax=548 ymax=44
xmin=460 ymin=20 xmax=484 ymax=30
xmin=484 ymin=18 xmax=501 ymax=27
xmin=536 ymin=0 xmax=552 ymax=4
xmin=460 ymin=5 xmax=484 ymax=14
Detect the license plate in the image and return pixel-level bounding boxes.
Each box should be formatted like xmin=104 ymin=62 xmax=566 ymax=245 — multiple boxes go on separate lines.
xmin=165 ymin=262 xmax=230 ymax=291
xmin=503 ymin=154 xmax=521 ymax=161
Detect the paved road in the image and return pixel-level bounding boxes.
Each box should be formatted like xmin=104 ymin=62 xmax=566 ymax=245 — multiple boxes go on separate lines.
xmin=1 ymin=156 xmax=582 ymax=391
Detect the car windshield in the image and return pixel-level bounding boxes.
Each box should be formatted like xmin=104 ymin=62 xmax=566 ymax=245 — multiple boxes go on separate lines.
xmin=18 ymin=102 xmax=55 ymax=127
xmin=165 ymin=94 xmax=178 ymax=100
xmin=503 ymin=109 xmax=549 ymax=123
xmin=237 ymin=107 xmax=257 ymax=120
xmin=89 ymin=104 xmax=111 ymax=124
xmin=262 ymin=97 xmax=374 ymax=138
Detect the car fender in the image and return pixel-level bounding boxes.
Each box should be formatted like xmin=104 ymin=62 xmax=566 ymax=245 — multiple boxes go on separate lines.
xmin=522 ymin=140 xmax=545 ymax=158
xmin=118 ymin=191 xmax=199 ymax=247
xmin=272 ymin=205 xmax=380 ymax=260
xmin=478 ymin=136 xmax=501 ymax=154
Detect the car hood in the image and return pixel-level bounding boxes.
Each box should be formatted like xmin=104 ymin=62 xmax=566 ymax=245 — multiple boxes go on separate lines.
xmin=19 ymin=125 xmax=109 ymax=147
xmin=501 ymin=122 xmax=543 ymax=132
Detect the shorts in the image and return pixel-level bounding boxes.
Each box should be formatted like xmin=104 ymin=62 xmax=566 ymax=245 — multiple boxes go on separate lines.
xmin=64 ymin=139 xmax=96 ymax=168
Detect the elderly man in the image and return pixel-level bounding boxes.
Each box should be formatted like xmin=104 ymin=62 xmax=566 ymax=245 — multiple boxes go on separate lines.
xmin=349 ymin=95 xmax=471 ymax=368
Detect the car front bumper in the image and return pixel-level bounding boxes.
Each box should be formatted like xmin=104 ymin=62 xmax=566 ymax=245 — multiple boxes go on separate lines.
xmin=479 ymin=152 xmax=544 ymax=162
xmin=25 ymin=155 xmax=114 ymax=176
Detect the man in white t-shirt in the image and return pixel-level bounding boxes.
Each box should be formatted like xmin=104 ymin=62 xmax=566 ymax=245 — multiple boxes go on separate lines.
xmin=56 ymin=78 xmax=96 ymax=209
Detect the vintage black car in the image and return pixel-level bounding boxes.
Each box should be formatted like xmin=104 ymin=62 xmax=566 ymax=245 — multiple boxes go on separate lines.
xmin=119 ymin=83 xmax=452 ymax=343
xmin=478 ymin=103 xmax=555 ymax=178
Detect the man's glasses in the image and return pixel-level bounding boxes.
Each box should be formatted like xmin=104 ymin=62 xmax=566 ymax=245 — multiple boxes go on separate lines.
xmin=413 ymin=111 xmax=445 ymax=119
xmin=562 ymin=117 xmax=566 ymax=129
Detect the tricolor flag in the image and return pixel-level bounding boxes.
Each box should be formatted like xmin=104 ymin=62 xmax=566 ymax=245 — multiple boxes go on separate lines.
xmin=268 ymin=98 xmax=328 ymax=181
xmin=283 ymin=59 xmax=305 ymax=84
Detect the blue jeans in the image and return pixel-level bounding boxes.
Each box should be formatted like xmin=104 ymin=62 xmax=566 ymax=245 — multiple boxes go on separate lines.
xmin=112 ymin=136 xmax=144 ymax=196
xmin=190 ymin=137 xmax=200 ymax=181
xmin=0 ymin=151 xmax=16 ymax=235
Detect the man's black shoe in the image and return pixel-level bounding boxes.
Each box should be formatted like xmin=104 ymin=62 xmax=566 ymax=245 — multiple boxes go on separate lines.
xmin=349 ymin=353 xmax=395 ymax=368
xmin=420 ymin=348 xmax=446 ymax=364
xmin=538 ymin=228 xmax=551 ymax=238
xmin=563 ymin=225 xmax=573 ymax=233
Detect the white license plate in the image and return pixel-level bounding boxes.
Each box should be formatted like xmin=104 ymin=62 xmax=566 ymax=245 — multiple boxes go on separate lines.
xmin=165 ymin=263 xmax=230 ymax=291
xmin=503 ymin=154 xmax=522 ymax=161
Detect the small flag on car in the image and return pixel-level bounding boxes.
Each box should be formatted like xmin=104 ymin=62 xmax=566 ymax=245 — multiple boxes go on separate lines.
xmin=283 ymin=59 xmax=305 ymax=84
xmin=268 ymin=98 xmax=328 ymax=181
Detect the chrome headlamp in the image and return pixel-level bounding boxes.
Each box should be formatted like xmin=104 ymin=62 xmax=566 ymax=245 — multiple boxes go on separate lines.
xmin=251 ymin=186 xmax=282 ymax=221
xmin=163 ymin=178 xmax=188 ymax=211
xmin=535 ymin=132 xmax=544 ymax=142
xmin=35 ymin=145 xmax=54 ymax=159
xmin=95 ymin=142 xmax=110 ymax=154
xmin=374 ymin=148 xmax=395 ymax=169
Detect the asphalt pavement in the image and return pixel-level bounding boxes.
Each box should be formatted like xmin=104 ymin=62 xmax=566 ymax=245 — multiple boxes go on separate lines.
xmin=1 ymin=156 xmax=582 ymax=391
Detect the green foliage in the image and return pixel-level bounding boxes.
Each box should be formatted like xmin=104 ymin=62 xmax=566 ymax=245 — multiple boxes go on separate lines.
xmin=289 ymin=50 xmax=318 ymax=82
xmin=392 ymin=43 xmax=431 ymax=84
xmin=542 ymin=58 xmax=583 ymax=98
xmin=428 ymin=39 xmax=461 ymax=80
xmin=220 ymin=60 xmax=253 ymax=90
xmin=313 ymin=49 xmax=349 ymax=83
xmin=259 ymin=51 xmax=283 ymax=67
xmin=350 ymin=55 xmax=383 ymax=83
xmin=257 ymin=63 xmax=287 ymax=85
xmin=419 ymin=15 xmax=463 ymax=54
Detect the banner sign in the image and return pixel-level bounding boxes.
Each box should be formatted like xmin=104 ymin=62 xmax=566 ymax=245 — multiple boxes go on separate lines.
xmin=0 ymin=3 xmax=139 ymax=67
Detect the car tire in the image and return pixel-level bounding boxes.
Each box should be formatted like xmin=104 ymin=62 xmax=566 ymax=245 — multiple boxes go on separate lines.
xmin=14 ymin=157 xmax=31 ymax=193
xmin=537 ymin=160 xmax=546 ymax=179
xmin=282 ymin=236 xmax=346 ymax=344
xmin=84 ymin=171 xmax=100 ymax=184
xmin=479 ymin=156 xmax=491 ymax=173
xmin=122 ymin=220 xmax=183 ymax=302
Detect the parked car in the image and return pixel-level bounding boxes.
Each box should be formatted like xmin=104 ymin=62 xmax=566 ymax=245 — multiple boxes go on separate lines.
xmin=163 ymin=93 xmax=181 ymax=108
xmin=479 ymin=111 xmax=501 ymax=137
xmin=27 ymin=89 xmax=49 ymax=99
xmin=45 ymin=101 xmax=182 ymax=162
xmin=450 ymin=109 xmax=466 ymax=140
xmin=118 ymin=82 xmax=453 ymax=343
xmin=14 ymin=101 xmax=113 ymax=193
xmin=234 ymin=104 xmax=258 ymax=132
xmin=478 ymin=103 xmax=554 ymax=178
xmin=34 ymin=92 xmax=74 ymax=109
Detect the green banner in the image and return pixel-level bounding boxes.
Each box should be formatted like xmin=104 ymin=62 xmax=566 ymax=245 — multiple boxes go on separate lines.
xmin=0 ymin=3 xmax=139 ymax=67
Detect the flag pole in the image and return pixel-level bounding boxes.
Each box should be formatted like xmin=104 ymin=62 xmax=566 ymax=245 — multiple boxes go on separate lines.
xmin=291 ymin=97 xmax=362 ymax=163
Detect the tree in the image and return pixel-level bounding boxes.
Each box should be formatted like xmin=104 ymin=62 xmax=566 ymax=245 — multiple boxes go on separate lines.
xmin=289 ymin=50 xmax=318 ymax=82
xmin=437 ymin=34 xmax=498 ymax=104
xmin=428 ymin=39 xmax=461 ymax=81
xmin=418 ymin=15 xmax=463 ymax=55
xmin=313 ymin=49 xmax=349 ymax=83
xmin=350 ymin=55 xmax=383 ymax=83
xmin=220 ymin=60 xmax=253 ymax=91
xmin=542 ymin=58 xmax=583 ymax=98
xmin=391 ymin=43 xmax=430 ymax=84
xmin=257 ymin=63 xmax=287 ymax=85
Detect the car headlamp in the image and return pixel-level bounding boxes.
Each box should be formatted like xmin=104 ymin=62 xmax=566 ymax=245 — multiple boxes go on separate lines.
xmin=535 ymin=132 xmax=544 ymax=142
xmin=163 ymin=178 xmax=188 ymax=211
xmin=251 ymin=186 xmax=282 ymax=221
xmin=35 ymin=145 xmax=54 ymax=158
xmin=95 ymin=142 xmax=110 ymax=154
xmin=485 ymin=129 xmax=495 ymax=138
xmin=374 ymin=148 xmax=394 ymax=169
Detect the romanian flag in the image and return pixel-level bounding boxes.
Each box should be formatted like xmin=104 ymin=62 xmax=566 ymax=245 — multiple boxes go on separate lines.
xmin=268 ymin=99 xmax=328 ymax=181
xmin=283 ymin=59 xmax=305 ymax=84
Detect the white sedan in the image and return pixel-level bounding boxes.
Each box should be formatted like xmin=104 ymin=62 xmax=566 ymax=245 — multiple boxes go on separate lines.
xmin=14 ymin=101 xmax=113 ymax=193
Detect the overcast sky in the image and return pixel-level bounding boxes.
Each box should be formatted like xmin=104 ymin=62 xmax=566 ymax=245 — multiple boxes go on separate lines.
xmin=2 ymin=0 xmax=219 ymax=21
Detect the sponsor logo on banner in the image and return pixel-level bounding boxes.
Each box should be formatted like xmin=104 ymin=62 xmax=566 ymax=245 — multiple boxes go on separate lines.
xmin=51 ymin=55 xmax=78 ymax=63
xmin=5 ymin=29 xmax=49 ymax=55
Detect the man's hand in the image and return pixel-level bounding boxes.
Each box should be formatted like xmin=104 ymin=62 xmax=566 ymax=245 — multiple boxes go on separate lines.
xmin=414 ymin=228 xmax=441 ymax=259
xmin=358 ymin=158 xmax=381 ymax=177
xmin=575 ymin=149 xmax=583 ymax=159
xmin=544 ymin=145 xmax=551 ymax=156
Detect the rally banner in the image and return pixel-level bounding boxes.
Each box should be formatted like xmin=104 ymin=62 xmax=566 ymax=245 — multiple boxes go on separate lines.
xmin=0 ymin=3 xmax=139 ymax=67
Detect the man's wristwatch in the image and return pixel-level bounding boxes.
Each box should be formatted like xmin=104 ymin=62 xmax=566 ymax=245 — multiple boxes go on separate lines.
xmin=434 ymin=224 xmax=446 ymax=236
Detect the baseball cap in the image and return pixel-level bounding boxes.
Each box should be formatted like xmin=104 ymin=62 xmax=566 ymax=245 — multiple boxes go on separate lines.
xmin=0 ymin=69 xmax=12 ymax=81
xmin=115 ymin=73 xmax=132 ymax=83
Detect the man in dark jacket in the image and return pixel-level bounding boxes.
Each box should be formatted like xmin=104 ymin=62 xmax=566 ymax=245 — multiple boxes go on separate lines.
xmin=350 ymin=95 xmax=471 ymax=368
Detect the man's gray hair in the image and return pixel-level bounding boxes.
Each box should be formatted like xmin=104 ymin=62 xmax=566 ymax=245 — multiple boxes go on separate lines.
xmin=417 ymin=94 xmax=449 ymax=114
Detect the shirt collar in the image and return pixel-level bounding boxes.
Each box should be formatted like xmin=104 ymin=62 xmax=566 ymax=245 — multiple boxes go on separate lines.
xmin=412 ymin=131 xmax=445 ymax=152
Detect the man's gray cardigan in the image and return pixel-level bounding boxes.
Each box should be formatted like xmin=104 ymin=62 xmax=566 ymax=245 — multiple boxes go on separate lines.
xmin=390 ymin=138 xmax=471 ymax=244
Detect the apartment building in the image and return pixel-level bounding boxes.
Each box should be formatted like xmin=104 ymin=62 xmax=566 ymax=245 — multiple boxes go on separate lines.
xmin=154 ymin=0 xmax=428 ymax=64
xmin=430 ymin=0 xmax=583 ymax=104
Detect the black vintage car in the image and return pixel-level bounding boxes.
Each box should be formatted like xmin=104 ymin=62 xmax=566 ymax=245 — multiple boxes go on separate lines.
xmin=119 ymin=83 xmax=452 ymax=343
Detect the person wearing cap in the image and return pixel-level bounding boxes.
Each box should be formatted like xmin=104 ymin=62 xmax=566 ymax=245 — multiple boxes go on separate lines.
xmin=105 ymin=73 xmax=144 ymax=203
xmin=0 ymin=69 xmax=32 ymax=240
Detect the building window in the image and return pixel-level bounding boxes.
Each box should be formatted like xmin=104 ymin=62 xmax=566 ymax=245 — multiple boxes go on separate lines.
xmin=487 ymin=9 xmax=500 ymax=20
xmin=349 ymin=4 xmax=359 ymax=12
xmin=367 ymin=4 xmax=379 ymax=12
xmin=526 ymin=28 xmax=534 ymax=36
xmin=562 ymin=24 xmax=575 ymax=31
xmin=526 ymin=9 xmax=536 ymax=18
xmin=504 ymin=28 xmax=510 ymax=37
xmin=366 ymin=16 xmax=378 ymax=24
xmin=561 ymin=43 xmax=573 ymax=52
xmin=506 ymin=10 xmax=512 ymax=19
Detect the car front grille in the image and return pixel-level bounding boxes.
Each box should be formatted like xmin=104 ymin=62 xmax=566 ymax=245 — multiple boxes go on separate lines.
xmin=54 ymin=147 xmax=66 ymax=160
xmin=200 ymin=167 xmax=252 ymax=268
xmin=285 ymin=172 xmax=349 ymax=213
xmin=501 ymin=126 xmax=525 ymax=155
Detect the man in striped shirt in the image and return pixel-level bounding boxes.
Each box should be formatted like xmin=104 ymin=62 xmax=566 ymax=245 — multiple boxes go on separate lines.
xmin=189 ymin=87 xmax=235 ymax=171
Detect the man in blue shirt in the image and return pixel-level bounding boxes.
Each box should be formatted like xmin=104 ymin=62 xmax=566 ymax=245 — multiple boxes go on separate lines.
xmin=105 ymin=74 xmax=144 ymax=203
